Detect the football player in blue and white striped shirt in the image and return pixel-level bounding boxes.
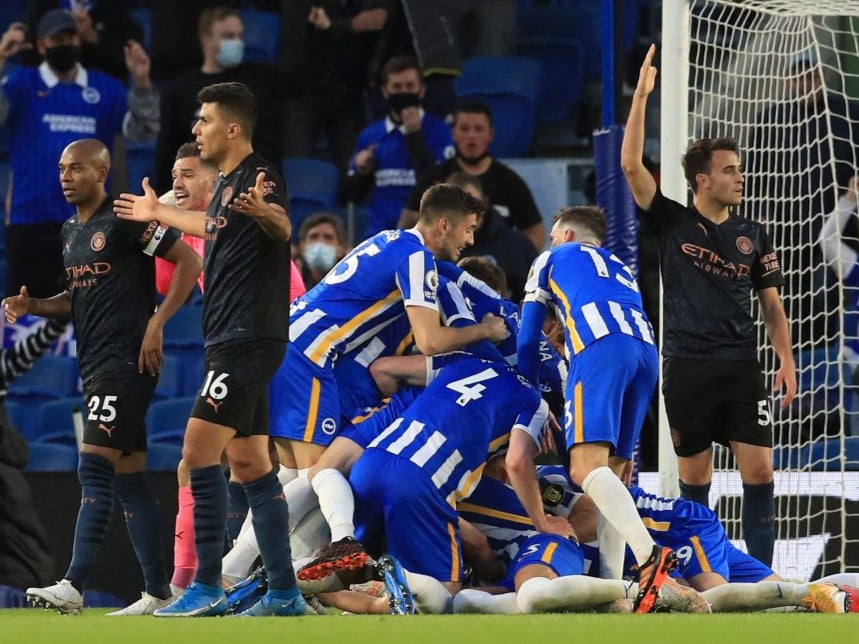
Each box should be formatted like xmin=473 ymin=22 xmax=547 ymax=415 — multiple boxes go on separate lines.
xmin=515 ymin=206 xmax=672 ymax=614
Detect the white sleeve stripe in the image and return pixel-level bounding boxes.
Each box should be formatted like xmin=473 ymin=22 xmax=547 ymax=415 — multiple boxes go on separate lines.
xmin=408 ymin=251 xmax=426 ymax=302
xmin=523 ymin=287 xmax=553 ymax=305
xmin=404 ymin=299 xmax=438 ymax=310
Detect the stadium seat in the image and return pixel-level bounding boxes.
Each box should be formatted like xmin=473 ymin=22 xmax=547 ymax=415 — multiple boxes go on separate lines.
xmin=25 ymin=443 xmax=78 ymax=472
xmin=32 ymin=396 xmax=84 ymax=447
xmin=154 ymin=355 xmax=183 ymax=401
xmin=0 ymin=585 xmax=26 ymax=608
xmin=163 ymin=347 xmax=204 ymax=397
xmin=146 ymin=396 xmax=195 ymax=446
xmin=240 ymin=9 xmax=280 ymax=63
xmin=454 ymin=56 xmax=541 ymax=157
xmin=147 ymin=442 xmax=182 ymax=471
xmin=517 ymin=5 xmax=600 ymax=80
xmin=283 ymin=158 xmax=341 ymax=230
xmin=125 ymin=139 xmax=156 ymax=193
xmin=164 ymin=305 xmax=203 ymax=348
xmin=807 ymin=436 xmax=859 ymax=471
xmin=516 ymin=38 xmax=584 ymax=125
xmin=83 ymin=590 xmax=125 ymax=608
xmin=7 ymin=355 xmax=79 ymax=408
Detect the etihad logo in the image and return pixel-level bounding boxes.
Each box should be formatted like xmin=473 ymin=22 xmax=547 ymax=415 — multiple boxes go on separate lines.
xmin=66 ymin=261 xmax=111 ymax=289
xmin=205 ymin=215 xmax=228 ymax=241
xmin=680 ymin=243 xmax=749 ymax=279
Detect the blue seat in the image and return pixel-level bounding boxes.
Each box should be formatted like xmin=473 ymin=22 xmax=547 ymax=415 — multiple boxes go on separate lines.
xmin=240 ymin=9 xmax=280 ymax=63
xmin=146 ymin=396 xmax=195 ymax=446
xmin=516 ymin=38 xmax=584 ymax=124
xmin=7 ymin=355 xmax=79 ymax=408
xmin=164 ymin=305 xmax=203 ymax=348
xmin=283 ymin=158 xmax=340 ymax=229
xmin=25 ymin=443 xmax=78 ymax=472
xmin=147 ymin=442 xmax=182 ymax=471
xmin=0 ymin=585 xmax=26 ymax=608
xmin=154 ymin=355 xmax=183 ymax=401
xmin=32 ymin=396 xmax=84 ymax=447
xmin=164 ymin=347 xmax=205 ymax=397
xmin=806 ymin=437 xmax=859 ymax=471
xmin=125 ymin=139 xmax=156 ymax=193
xmin=454 ymin=56 xmax=541 ymax=157
xmin=83 ymin=590 xmax=125 ymax=608
xmin=131 ymin=8 xmax=152 ymax=50
xmin=518 ymin=5 xmax=601 ymax=80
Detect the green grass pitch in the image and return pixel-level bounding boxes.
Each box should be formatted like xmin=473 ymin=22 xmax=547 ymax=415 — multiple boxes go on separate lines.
xmin=1 ymin=610 xmax=855 ymax=644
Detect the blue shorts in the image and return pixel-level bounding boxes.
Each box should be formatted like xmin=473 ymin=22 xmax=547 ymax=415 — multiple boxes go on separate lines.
xmin=507 ymin=534 xmax=584 ymax=588
xmin=564 ymin=334 xmax=658 ymax=459
xmin=662 ymin=515 xmax=731 ymax=580
xmin=350 ymin=449 xmax=462 ymax=582
xmin=726 ymin=543 xmax=775 ymax=583
xmin=269 ymin=346 xmax=341 ymax=445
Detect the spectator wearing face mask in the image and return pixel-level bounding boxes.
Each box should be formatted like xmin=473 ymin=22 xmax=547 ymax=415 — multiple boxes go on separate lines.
xmin=0 ymin=9 xmax=158 ymax=300
xmin=343 ymin=55 xmax=454 ymax=240
xmin=294 ymin=211 xmax=350 ymax=289
xmin=153 ymin=6 xmax=282 ymax=192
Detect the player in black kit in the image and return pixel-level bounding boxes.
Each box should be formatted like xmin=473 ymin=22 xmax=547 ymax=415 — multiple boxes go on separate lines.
xmin=3 ymin=139 xmax=202 ymax=615
xmin=114 ymin=82 xmax=304 ymax=617
xmin=621 ymin=46 xmax=797 ymax=568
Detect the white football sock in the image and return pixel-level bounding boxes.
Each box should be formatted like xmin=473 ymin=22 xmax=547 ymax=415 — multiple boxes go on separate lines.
xmin=404 ymin=570 xmax=453 ymax=614
xmin=597 ymin=510 xmax=626 ymax=580
xmin=222 ymin=524 xmax=260 ymax=581
xmin=283 ymin=475 xmax=319 ymax=528
xmin=311 ymin=467 xmax=356 ymax=542
xmin=582 ymin=467 xmax=655 ymax=565
xmin=453 ymin=589 xmax=520 ymax=614
xmin=517 ymin=575 xmax=630 ymax=613
xmin=290 ymin=508 xmax=330 ymax=561
xmin=702 ymin=581 xmax=809 ymax=612
xmin=815 ymin=573 xmax=859 ymax=587
xmin=278 ymin=465 xmax=299 ymax=486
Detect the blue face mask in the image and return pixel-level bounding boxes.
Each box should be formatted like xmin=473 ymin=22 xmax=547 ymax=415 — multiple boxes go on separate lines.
xmin=303 ymin=242 xmax=338 ymax=272
xmin=216 ymin=39 xmax=244 ymax=68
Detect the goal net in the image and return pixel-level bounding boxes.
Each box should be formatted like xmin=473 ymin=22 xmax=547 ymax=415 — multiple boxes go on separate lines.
xmin=659 ymin=0 xmax=859 ymax=580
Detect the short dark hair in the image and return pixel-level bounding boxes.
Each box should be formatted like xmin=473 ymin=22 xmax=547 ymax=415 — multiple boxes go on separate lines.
xmin=453 ymin=99 xmax=493 ymax=128
xmin=457 ymin=256 xmax=510 ymax=298
xmin=381 ymin=55 xmax=421 ymax=85
xmin=198 ymin=6 xmax=241 ymax=38
xmin=298 ymin=211 xmax=347 ymax=244
xmin=552 ymin=205 xmax=606 ymax=244
xmin=419 ymin=183 xmax=484 ymax=223
xmin=197 ymin=82 xmax=257 ymax=140
xmin=682 ymin=138 xmax=740 ymax=192
xmin=174 ymin=141 xmax=219 ymax=173
xmin=445 ymin=171 xmax=484 ymax=196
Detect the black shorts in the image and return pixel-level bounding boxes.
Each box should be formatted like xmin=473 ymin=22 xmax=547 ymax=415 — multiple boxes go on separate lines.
xmin=82 ymin=366 xmax=158 ymax=453
xmin=663 ymin=357 xmax=772 ymax=457
xmin=190 ymin=339 xmax=286 ymax=436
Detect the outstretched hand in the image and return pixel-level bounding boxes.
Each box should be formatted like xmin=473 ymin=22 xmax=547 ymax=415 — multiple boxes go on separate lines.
xmin=2 ymin=285 xmax=29 ymax=324
xmin=636 ymin=44 xmax=658 ymax=98
xmin=229 ymin=172 xmax=269 ymax=218
xmin=114 ymin=177 xmax=160 ymax=223
xmin=773 ymin=361 xmax=797 ymax=409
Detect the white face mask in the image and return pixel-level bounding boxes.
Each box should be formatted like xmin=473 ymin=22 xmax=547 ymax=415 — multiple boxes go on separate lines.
xmin=303 ymin=242 xmax=338 ymax=271
xmin=216 ymin=38 xmax=245 ymax=68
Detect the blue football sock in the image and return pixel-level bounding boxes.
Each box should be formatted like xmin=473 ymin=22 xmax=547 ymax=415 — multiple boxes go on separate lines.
xmin=742 ymin=481 xmax=775 ymax=567
xmin=65 ymin=452 xmax=115 ymax=592
xmin=226 ymin=479 xmax=249 ymax=544
xmin=191 ymin=464 xmax=228 ymax=587
xmin=114 ymin=471 xmax=170 ymax=599
xmin=243 ymin=469 xmax=296 ymax=593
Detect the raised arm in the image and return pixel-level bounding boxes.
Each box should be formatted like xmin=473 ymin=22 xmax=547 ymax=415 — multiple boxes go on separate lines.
xmin=757 ymin=286 xmax=796 ymax=409
xmin=620 ymin=44 xmax=659 ymax=210
xmin=3 ymin=286 xmax=72 ymax=323
xmin=406 ymin=305 xmax=507 ymax=357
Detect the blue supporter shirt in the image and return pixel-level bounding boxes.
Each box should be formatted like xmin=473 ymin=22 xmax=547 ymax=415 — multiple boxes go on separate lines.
xmin=2 ymin=63 xmax=127 ymax=225
xmin=349 ymin=112 xmax=453 ymax=238
xmin=518 ymin=243 xmax=655 ymax=385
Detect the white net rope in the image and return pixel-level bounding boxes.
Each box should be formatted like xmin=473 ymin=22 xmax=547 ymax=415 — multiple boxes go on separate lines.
xmin=685 ymin=0 xmax=859 ymax=578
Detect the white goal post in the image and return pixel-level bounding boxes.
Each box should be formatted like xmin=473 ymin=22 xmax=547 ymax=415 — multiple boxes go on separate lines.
xmin=658 ymin=0 xmax=859 ymax=580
